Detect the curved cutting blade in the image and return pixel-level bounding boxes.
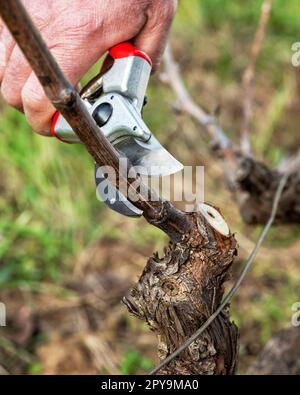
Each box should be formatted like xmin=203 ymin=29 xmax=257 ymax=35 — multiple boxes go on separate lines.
xmin=94 ymin=164 xmax=143 ymax=217
xmin=114 ymin=135 xmax=183 ymax=177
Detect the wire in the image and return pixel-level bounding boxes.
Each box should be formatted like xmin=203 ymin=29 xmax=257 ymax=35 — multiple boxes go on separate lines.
xmin=148 ymin=173 xmax=289 ymax=375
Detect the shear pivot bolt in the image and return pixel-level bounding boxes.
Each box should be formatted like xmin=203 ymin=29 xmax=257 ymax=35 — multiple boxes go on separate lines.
xmin=92 ymin=103 xmax=113 ymax=127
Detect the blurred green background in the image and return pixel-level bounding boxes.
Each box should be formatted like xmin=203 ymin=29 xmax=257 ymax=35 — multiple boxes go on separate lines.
xmin=0 ymin=0 xmax=300 ymax=374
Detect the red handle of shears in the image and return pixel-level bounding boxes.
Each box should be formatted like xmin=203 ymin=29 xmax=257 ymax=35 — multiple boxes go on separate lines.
xmin=50 ymin=42 xmax=151 ymax=138
xmin=109 ymin=41 xmax=152 ymax=66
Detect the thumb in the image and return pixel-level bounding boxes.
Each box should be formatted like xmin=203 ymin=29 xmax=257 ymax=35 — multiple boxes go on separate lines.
xmin=133 ymin=0 xmax=177 ymax=70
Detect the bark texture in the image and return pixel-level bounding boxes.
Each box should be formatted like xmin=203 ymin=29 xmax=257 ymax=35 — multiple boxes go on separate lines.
xmin=123 ymin=210 xmax=239 ymax=375
xmin=232 ymin=155 xmax=300 ymax=225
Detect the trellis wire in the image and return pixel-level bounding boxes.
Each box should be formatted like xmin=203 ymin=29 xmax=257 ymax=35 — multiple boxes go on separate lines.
xmin=149 ymin=173 xmax=289 ymax=375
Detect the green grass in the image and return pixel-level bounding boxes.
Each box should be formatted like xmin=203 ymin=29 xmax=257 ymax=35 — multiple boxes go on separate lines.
xmin=120 ymin=349 xmax=152 ymax=374
xmin=0 ymin=106 xmax=105 ymax=286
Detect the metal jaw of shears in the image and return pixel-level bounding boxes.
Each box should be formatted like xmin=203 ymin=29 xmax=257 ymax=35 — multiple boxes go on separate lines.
xmin=51 ymin=42 xmax=183 ymax=217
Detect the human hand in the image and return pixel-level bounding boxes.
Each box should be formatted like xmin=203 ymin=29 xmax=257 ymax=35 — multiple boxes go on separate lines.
xmin=0 ymin=0 xmax=177 ymax=134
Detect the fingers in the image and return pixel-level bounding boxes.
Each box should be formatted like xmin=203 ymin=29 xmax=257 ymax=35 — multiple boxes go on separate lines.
xmin=0 ymin=0 xmax=177 ymax=134
xmin=21 ymin=43 xmax=106 ymax=134
xmin=0 ymin=27 xmax=16 ymax=81
xmin=0 ymin=17 xmax=4 ymax=35
xmin=1 ymin=45 xmax=31 ymax=109
xmin=19 ymin=11 xmax=145 ymax=136
xmin=133 ymin=0 xmax=177 ymax=70
xmin=21 ymin=72 xmax=56 ymax=135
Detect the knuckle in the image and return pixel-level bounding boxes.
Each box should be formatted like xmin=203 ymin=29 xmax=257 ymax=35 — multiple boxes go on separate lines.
xmin=21 ymin=85 xmax=48 ymax=133
xmin=21 ymin=84 xmax=43 ymax=112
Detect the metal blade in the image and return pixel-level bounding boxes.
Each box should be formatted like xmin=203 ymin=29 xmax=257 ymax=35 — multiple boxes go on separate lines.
xmin=114 ymin=135 xmax=183 ymax=177
xmin=94 ymin=164 xmax=143 ymax=217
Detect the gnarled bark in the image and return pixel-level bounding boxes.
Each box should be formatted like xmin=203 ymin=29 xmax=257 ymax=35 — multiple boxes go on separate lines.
xmin=123 ymin=210 xmax=239 ymax=375
xmin=232 ymin=155 xmax=300 ymax=225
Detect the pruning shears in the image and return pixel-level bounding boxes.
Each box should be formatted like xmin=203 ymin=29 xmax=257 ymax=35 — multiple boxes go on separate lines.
xmin=51 ymin=42 xmax=183 ymax=217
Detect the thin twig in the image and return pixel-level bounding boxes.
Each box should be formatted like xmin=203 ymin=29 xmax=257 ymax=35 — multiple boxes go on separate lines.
xmin=149 ymin=171 xmax=289 ymax=375
xmin=241 ymin=0 xmax=272 ymax=154
xmin=162 ymin=45 xmax=231 ymax=150
xmin=162 ymin=44 xmax=240 ymax=187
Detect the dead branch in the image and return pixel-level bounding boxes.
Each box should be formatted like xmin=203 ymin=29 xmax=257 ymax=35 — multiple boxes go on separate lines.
xmin=233 ymin=155 xmax=300 ymax=224
xmin=161 ymin=45 xmax=231 ymax=151
xmin=161 ymin=0 xmax=300 ymax=226
xmin=241 ymin=0 xmax=272 ymax=154
xmin=162 ymin=44 xmax=300 ymax=225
